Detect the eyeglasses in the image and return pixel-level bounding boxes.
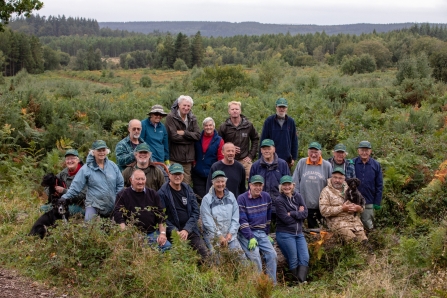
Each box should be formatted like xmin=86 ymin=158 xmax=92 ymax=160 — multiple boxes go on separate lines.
xmin=131 ymin=127 xmax=142 ymax=131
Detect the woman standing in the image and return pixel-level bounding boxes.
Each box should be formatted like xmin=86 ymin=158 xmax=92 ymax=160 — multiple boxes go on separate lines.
xmin=192 ymin=117 xmax=224 ymax=199
xmin=60 ymin=140 xmax=124 ymax=221
xmin=275 ymin=175 xmax=309 ymax=283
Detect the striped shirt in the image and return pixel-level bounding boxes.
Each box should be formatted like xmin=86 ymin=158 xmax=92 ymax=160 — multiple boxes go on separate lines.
xmin=237 ymin=190 xmax=272 ymax=240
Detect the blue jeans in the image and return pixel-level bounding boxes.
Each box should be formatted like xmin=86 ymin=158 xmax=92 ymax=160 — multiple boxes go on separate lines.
xmin=238 ymin=230 xmax=277 ymax=284
xmin=276 ymin=232 xmax=309 ymax=269
xmin=147 ymin=231 xmax=172 ymax=252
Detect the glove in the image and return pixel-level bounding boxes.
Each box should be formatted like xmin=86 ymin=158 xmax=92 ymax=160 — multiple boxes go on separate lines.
xmin=268 ymin=236 xmax=274 ymax=245
xmin=373 ymin=204 xmax=382 ymax=210
xmin=164 ymin=160 xmax=170 ymax=166
xmin=248 ymin=238 xmax=258 ymax=250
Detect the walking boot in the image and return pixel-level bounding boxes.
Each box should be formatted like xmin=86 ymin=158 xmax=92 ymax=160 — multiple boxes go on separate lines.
xmin=297 ymin=265 xmax=308 ymax=283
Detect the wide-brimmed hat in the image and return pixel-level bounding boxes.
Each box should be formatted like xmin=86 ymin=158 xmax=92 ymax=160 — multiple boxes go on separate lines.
xmin=147 ymin=104 xmax=168 ymax=116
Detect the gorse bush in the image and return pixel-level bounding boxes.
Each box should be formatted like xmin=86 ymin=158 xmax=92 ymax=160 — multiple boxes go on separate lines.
xmin=139 ymin=75 xmax=152 ymax=88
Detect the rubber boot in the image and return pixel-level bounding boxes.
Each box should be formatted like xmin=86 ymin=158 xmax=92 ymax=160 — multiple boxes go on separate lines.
xmin=297 ymin=265 xmax=308 ymax=283
xmin=289 ymin=267 xmax=298 ymax=281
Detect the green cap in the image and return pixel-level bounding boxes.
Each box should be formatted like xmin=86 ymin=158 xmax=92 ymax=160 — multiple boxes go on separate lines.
xmin=261 ymin=139 xmax=275 ymax=147
xmin=334 ymin=143 xmax=347 ymax=152
xmin=65 ymin=149 xmax=79 ymax=157
xmin=91 ymin=140 xmax=108 ymax=150
xmin=250 ymin=175 xmax=265 ymax=184
xmin=308 ymin=142 xmax=322 ymax=150
xmin=279 ymin=175 xmax=293 ymax=184
xmin=135 ymin=143 xmax=151 ymax=153
xmin=169 ymin=163 xmax=184 ymax=174
xmin=358 ymin=141 xmax=372 ymax=149
xmin=332 ymin=167 xmax=345 ymax=175
xmin=276 ymin=98 xmax=288 ymax=107
xmin=212 ymin=170 xmax=226 ymax=179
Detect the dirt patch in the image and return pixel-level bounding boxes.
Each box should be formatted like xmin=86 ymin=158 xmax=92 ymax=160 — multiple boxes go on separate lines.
xmin=0 ymin=267 xmax=74 ymax=298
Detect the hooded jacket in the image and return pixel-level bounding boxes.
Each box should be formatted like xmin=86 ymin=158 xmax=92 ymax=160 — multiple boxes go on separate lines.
xmin=157 ymin=181 xmax=201 ymax=236
xmin=249 ymin=153 xmax=290 ymax=213
xmin=218 ymin=114 xmax=259 ymax=160
xmin=62 ymin=154 xmax=124 ymax=215
xmin=200 ymin=187 xmax=240 ymax=241
xmin=165 ymin=100 xmax=201 ymax=163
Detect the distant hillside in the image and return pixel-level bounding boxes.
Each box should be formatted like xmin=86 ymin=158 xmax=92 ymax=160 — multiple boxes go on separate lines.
xmin=98 ymin=21 xmax=440 ymax=37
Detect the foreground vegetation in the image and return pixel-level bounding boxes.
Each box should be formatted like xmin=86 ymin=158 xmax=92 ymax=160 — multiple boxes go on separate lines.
xmin=1 ymin=61 xmax=447 ymax=296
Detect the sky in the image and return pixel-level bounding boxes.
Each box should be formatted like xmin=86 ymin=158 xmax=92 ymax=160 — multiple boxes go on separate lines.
xmin=36 ymin=0 xmax=447 ymax=25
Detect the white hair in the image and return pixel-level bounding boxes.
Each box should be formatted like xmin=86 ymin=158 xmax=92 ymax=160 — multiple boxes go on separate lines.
xmin=332 ymin=150 xmax=348 ymax=157
xmin=89 ymin=148 xmax=111 ymax=156
xmin=202 ymin=117 xmax=215 ymax=127
xmin=212 ymin=176 xmax=228 ymax=184
xmin=279 ymin=182 xmax=296 ymax=194
xmin=177 ymin=95 xmax=194 ymax=106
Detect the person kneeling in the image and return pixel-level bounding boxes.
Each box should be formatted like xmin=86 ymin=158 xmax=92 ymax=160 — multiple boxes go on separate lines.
xmin=114 ymin=169 xmax=171 ymax=251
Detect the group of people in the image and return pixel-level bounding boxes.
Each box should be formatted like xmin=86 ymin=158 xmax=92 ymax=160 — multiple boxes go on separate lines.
xmin=47 ymin=95 xmax=383 ymax=285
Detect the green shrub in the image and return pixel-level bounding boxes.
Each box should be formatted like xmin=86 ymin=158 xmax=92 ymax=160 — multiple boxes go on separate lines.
xmin=173 ymin=58 xmax=188 ymax=71
xmin=57 ymin=82 xmax=81 ymax=98
xmin=193 ymin=65 xmax=248 ymax=93
xmin=139 ymin=75 xmax=152 ymax=88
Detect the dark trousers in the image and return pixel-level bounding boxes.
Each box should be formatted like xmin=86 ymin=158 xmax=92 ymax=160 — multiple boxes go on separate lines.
xmin=168 ymin=230 xmax=209 ymax=262
xmin=192 ymin=174 xmax=207 ymax=200
xmin=307 ymin=208 xmax=322 ymax=229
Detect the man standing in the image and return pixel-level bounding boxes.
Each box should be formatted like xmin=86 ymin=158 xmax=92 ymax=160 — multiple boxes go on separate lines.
xmin=327 ymin=143 xmax=356 ymax=179
xmin=260 ymin=98 xmax=298 ymax=168
xmin=165 ymin=95 xmax=201 ymax=184
xmin=353 ymin=141 xmax=383 ymax=231
xmin=115 ymin=119 xmax=145 ymax=171
xmin=218 ymin=101 xmax=259 ymax=179
xmin=206 ymin=143 xmax=246 ymax=198
xmin=292 ymin=142 xmax=332 ymax=228
xmin=114 ymin=170 xmax=171 ymax=251
xmin=141 ymin=104 xmax=170 ymax=165
xmin=237 ymin=175 xmax=277 ymax=284
xmin=157 ymin=164 xmax=208 ymax=261
xmin=320 ymin=167 xmax=367 ymax=242
xmin=122 ymin=143 xmax=165 ymax=191
xmin=249 ymin=139 xmax=290 ymax=222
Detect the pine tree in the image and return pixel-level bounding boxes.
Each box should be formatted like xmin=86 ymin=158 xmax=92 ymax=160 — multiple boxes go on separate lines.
xmin=191 ymin=31 xmax=204 ymax=67
xmin=175 ymin=32 xmax=191 ymax=68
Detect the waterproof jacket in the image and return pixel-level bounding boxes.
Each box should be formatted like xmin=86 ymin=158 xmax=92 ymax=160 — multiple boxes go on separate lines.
xmin=140 ymin=118 xmax=169 ymax=163
xmin=249 ymin=153 xmax=290 ymax=212
xmin=327 ymin=157 xmax=356 ymax=179
xmin=320 ymin=178 xmax=365 ymax=232
xmin=192 ymin=130 xmax=222 ymax=178
xmin=62 ymin=154 xmax=124 ymax=216
xmin=275 ymin=191 xmax=308 ymax=235
xmin=260 ymin=114 xmax=298 ymax=162
xmin=157 ymin=181 xmax=201 ymax=236
xmin=165 ymin=103 xmax=201 ymax=163
xmin=353 ymin=157 xmax=383 ymax=205
xmin=218 ymin=115 xmax=259 ymax=160
xmin=200 ymin=187 xmax=240 ymax=242
xmin=115 ymin=135 xmax=146 ymax=171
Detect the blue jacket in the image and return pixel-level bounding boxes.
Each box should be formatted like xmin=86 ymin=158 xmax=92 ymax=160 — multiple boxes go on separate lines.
xmin=249 ymin=153 xmax=290 ymax=212
xmin=353 ymin=157 xmax=383 ymax=205
xmin=260 ymin=114 xmax=298 ymax=162
xmin=141 ymin=118 xmax=169 ymax=163
xmin=200 ymin=188 xmax=240 ymax=241
xmin=62 ymin=154 xmax=124 ymax=216
xmin=115 ymin=135 xmax=146 ymax=171
xmin=157 ymin=182 xmax=201 ymax=236
xmin=192 ymin=130 xmax=222 ymax=178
